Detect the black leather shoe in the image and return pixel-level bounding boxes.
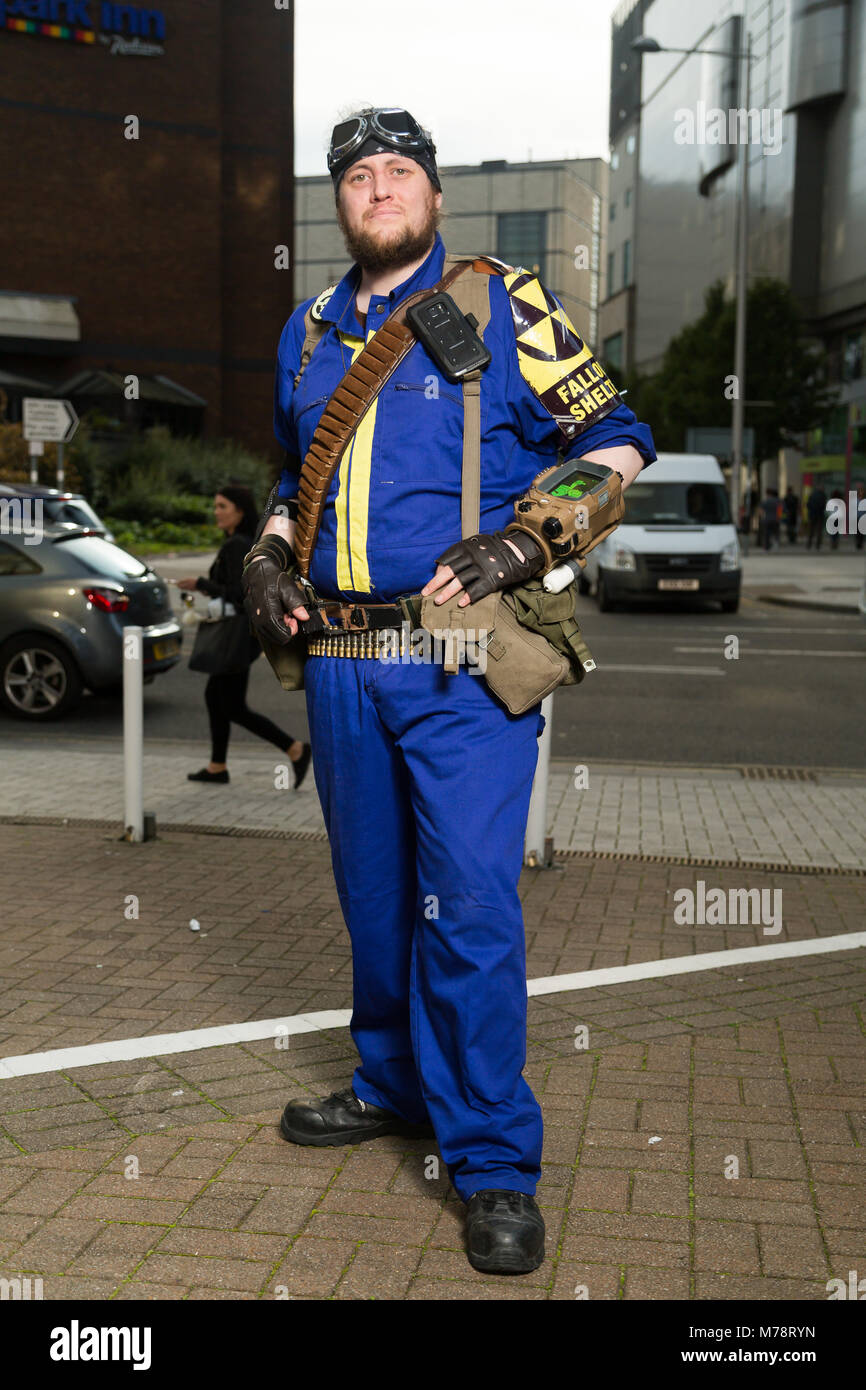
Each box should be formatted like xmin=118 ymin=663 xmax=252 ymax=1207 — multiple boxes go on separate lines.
xmin=465 ymin=1190 xmax=545 ymax=1274
xmin=292 ymin=743 xmax=312 ymax=790
xmin=279 ymin=1087 xmax=435 ymax=1148
xmin=187 ymin=768 xmax=229 ymax=783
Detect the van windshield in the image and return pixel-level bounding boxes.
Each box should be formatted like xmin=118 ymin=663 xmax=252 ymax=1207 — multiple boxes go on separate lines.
xmin=624 ymin=482 xmax=731 ymax=525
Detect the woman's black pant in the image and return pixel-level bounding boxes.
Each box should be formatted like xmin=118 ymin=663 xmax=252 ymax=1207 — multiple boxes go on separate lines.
xmin=205 ymin=661 xmax=294 ymax=764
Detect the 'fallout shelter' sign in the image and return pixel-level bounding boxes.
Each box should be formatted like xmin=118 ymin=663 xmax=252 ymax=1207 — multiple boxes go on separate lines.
xmin=0 ymin=1 xmax=167 ymax=56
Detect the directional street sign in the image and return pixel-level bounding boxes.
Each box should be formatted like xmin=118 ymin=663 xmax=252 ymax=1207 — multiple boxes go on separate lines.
xmin=22 ymin=398 xmax=79 ymax=444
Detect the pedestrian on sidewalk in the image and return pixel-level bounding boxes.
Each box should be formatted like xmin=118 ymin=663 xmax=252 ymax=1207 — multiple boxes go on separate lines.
xmin=760 ymin=487 xmax=781 ymax=551
xmin=783 ymin=486 xmax=799 ymax=544
xmin=177 ymin=485 xmax=311 ymax=787
xmin=806 ymin=483 xmax=827 ymax=550
xmin=241 ymin=106 xmax=656 ymax=1275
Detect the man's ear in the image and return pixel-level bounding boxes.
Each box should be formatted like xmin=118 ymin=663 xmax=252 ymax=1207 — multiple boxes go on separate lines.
xmin=433 ymin=191 xmax=443 ymax=211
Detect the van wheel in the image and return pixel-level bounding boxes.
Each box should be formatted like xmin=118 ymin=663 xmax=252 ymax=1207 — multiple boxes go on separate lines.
xmin=597 ymin=573 xmax=616 ymax=612
xmin=720 ymin=596 xmax=740 ymax=614
xmin=0 ymin=635 xmax=83 ymax=720
xmin=576 ymin=572 xmax=591 ymax=596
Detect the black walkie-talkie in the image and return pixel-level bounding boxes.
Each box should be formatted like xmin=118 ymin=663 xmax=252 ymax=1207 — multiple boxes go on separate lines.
xmin=405 ymin=293 xmax=492 ymax=382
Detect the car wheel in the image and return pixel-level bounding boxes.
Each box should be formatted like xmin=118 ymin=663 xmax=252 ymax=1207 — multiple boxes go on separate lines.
xmin=0 ymin=635 xmax=83 ymax=720
xmin=720 ymin=596 xmax=740 ymax=613
xmin=576 ymin=571 xmax=591 ymax=596
xmin=597 ymin=573 xmax=616 ymax=612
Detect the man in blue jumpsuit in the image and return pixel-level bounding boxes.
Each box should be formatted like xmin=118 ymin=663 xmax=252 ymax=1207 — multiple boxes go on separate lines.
xmin=243 ymin=108 xmax=656 ymax=1274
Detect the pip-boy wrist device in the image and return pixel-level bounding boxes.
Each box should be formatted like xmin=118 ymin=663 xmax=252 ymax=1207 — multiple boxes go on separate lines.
xmin=506 ymin=458 xmax=625 ymax=571
xmin=405 ymin=293 xmax=492 ymax=381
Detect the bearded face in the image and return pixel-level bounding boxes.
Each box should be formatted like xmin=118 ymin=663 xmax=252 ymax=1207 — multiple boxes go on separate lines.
xmin=336 ymin=154 xmax=442 ymax=273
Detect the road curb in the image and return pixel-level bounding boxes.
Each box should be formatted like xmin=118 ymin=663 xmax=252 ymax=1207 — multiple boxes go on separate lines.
xmin=756 ymin=593 xmax=861 ymax=615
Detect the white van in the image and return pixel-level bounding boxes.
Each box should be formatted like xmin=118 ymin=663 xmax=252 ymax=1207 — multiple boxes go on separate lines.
xmin=580 ymin=453 xmax=742 ymax=613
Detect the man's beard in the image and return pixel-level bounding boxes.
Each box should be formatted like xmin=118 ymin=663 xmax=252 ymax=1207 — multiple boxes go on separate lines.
xmin=337 ymin=199 xmax=441 ymax=273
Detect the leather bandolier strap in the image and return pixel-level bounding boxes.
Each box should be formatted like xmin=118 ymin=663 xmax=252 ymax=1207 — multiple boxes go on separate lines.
xmin=293 ymin=258 xmax=483 ymax=578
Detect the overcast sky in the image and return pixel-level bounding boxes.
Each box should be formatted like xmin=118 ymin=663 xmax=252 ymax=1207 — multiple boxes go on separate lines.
xmin=295 ymin=0 xmax=623 ymax=176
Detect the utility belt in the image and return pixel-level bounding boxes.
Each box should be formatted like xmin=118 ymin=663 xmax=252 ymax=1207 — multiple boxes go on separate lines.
xmin=301 ymin=595 xmax=421 ymax=659
xmin=283 ymin=582 xmax=595 ymax=713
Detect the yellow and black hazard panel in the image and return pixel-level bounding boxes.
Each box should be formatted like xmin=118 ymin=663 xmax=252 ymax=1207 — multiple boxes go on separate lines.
xmin=503 ymin=271 xmax=623 ymax=439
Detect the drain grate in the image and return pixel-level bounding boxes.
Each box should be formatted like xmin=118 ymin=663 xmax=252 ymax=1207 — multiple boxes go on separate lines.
xmin=553 ymin=846 xmax=864 ymax=877
xmin=740 ymin=766 xmax=818 ymax=782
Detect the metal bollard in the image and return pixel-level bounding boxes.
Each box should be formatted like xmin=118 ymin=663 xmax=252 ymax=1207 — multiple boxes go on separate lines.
xmin=524 ymin=693 xmax=555 ymax=868
xmin=123 ymin=626 xmax=143 ymax=843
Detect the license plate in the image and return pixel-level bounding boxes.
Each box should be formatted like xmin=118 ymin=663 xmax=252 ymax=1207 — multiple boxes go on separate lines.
xmin=152 ymin=638 xmax=180 ymax=660
xmin=657 ymin=578 xmax=699 ymax=591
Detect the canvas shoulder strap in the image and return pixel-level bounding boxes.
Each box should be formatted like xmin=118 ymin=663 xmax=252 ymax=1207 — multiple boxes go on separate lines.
xmin=442 ymin=253 xmax=502 ymax=537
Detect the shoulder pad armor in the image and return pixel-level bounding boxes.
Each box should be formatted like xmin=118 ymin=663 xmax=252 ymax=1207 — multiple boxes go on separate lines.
xmin=475 ymin=253 xmax=515 ymax=275
xmin=310 ymin=285 xmax=337 ymax=323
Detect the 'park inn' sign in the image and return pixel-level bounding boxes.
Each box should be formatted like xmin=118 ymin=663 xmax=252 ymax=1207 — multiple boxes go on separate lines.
xmin=0 ymin=0 xmax=167 ymax=55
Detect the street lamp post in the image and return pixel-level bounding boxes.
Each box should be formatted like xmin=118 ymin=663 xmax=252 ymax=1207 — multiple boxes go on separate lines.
xmin=631 ymin=31 xmax=754 ymax=524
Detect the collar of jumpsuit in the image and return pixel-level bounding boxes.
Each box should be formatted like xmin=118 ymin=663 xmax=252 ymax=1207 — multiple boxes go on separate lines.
xmin=274 ymin=232 xmax=655 ymax=605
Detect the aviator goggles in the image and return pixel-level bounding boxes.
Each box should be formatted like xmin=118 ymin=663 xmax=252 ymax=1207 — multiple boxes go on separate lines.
xmin=327 ymin=108 xmax=440 ymax=188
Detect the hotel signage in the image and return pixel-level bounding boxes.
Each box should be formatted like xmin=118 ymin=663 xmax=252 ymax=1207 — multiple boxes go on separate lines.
xmin=0 ymin=1 xmax=167 ymax=56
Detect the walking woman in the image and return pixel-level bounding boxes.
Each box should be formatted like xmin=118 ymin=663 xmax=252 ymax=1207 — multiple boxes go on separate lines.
xmin=177 ymin=485 xmax=311 ymax=787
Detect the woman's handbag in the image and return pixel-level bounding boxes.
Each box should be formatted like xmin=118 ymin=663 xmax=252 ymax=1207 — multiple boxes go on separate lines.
xmin=188 ymin=599 xmax=253 ymax=675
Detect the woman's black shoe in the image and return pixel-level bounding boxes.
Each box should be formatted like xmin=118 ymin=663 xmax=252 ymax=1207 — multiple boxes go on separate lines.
xmin=292 ymin=743 xmax=312 ymax=789
xmin=187 ymin=768 xmax=229 ymax=783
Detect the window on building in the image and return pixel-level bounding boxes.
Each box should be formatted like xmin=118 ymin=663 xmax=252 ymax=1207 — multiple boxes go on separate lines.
xmin=603 ymin=333 xmax=624 ymax=370
xmin=624 ymin=187 xmax=632 ymax=208
xmin=497 ymin=211 xmax=546 ymax=280
xmin=607 ymin=250 xmax=616 ymax=295
xmin=626 ymin=134 xmax=636 ymax=154
xmin=611 ymin=151 xmax=620 ymax=170
xmin=623 ymin=239 xmax=632 ymax=286
xmin=609 ymin=202 xmax=616 ymax=222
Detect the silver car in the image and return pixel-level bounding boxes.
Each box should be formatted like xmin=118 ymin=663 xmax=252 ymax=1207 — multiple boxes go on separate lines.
xmin=0 ymin=525 xmax=181 ymax=720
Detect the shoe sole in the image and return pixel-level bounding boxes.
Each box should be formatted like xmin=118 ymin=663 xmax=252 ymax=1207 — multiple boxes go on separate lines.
xmin=466 ymin=1245 xmax=545 ymax=1275
xmin=279 ymin=1111 xmax=435 ymax=1148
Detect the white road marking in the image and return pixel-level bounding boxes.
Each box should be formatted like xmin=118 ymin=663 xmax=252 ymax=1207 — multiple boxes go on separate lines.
xmin=674 ymin=647 xmax=864 ymax=657
xmin=1 ymin=933 xmax=863 ymax=1079
xmin=592 ymin=664 xmax=724 ymax=676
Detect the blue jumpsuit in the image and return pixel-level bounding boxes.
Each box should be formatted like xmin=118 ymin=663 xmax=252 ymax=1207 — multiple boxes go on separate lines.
xmin=273 ymin=232 xmax=655 ymax=1199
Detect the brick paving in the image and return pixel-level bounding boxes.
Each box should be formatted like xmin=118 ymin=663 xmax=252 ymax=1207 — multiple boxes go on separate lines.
xmin=0 ymin=823 xmax=864 ymax=1299
xmin=2 ymin=744 xmax=865 ymax=870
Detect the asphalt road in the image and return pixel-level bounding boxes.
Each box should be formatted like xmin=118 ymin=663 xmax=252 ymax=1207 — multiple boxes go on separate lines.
xmin=3 ymin=578 xmax=864 ymax=769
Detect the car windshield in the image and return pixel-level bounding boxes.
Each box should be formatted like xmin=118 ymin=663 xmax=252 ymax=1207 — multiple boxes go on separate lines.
xmin=54 ymin=535 xmax=149 ymax=579
xmin=625 ymin=482 xmax=731 ymax=525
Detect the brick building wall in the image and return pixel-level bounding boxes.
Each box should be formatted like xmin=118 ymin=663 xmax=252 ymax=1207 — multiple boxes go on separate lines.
xmin=0 ymin=0 xmax=293 ymax=461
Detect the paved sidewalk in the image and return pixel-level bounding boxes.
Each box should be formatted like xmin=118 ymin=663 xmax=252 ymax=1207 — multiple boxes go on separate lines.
xmin=740 ymin=547 xmax=864 ymax=613
xmin=0 ymin=823 xmax=864 ymax=1300
xmin=2 ymin=743 xmax=864 ymax=871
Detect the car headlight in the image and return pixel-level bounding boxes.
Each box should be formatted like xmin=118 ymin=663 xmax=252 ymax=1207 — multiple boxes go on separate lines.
xmin=720 ymin=540 xmax=741 ymax=571
xmin=612 ymin=546 xmax=636 ymax=571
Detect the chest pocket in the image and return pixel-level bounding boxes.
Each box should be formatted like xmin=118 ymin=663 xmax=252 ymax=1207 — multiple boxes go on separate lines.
xmin=375 ymin=377 xmax=466 ymax=488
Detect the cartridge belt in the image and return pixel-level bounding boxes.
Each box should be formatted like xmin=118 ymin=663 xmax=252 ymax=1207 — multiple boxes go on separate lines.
xmin=307 ymin=627 xmax=411 ymax=659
